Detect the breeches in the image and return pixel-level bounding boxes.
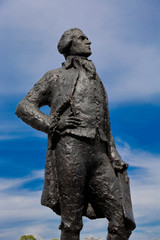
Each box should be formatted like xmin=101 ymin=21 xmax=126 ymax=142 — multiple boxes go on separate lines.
xmin=55 ymin=135 xmax=129 ymax=237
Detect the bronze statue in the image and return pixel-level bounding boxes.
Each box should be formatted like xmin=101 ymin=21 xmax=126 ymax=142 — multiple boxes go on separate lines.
xmin=16 ymin=28 xmax=136 ymax=240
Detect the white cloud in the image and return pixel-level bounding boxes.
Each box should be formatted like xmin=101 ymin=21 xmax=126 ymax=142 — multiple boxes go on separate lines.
xmin=1 ymin=0 xmax=160 ymax=104
xmin=116 ymin=140 xmax=160 ymax=235
xmin=0 ymin=119 xmax=47 ymax=140
xmin=0 ymin=170 xmax=60 ymax=240
xmin=103 ymin=43 xmax=160 ymax=104
xmin=83 ymin=142 xmax=160 ymax=240
xmin=1 ymin=0 xmax=160 ymax=239
xmin=0 ymin=141 xmax=160 ymax=240
xmin=0 ymin=170 xmax=44 ymax=191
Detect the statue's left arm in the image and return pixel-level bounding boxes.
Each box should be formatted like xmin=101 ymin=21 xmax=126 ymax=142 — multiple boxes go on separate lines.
xmin=109 ymin=132 xmax=128 ymax=172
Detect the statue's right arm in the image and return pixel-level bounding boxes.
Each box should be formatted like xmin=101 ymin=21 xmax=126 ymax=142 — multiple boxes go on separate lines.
xmin=15 ymin=72 xmax=53 ymax=134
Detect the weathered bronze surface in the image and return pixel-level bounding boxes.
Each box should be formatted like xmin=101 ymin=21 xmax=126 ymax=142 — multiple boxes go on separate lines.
xmin=16 ymin=28 xmax=136 ymax=240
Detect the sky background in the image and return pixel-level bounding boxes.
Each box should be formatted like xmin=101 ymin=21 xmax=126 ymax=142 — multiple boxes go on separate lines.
xmin=0 ymin=0 xmax=160 ymax=239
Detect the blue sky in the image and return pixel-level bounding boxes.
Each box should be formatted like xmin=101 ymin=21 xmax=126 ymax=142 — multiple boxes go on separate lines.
xmin=0 ymin=0 xmax=160 ymax=239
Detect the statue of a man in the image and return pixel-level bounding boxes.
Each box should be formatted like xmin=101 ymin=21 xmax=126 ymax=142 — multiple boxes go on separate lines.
xmin=16 ymin=28 xmax=136 ymax=240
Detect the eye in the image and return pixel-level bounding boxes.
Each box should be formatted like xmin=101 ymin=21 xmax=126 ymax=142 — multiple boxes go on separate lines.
xmin=79 ymin=36 xmax=85 ymax=40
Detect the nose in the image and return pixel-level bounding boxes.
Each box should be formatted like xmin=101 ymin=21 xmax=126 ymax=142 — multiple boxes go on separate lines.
xmin=86 ymin=39 xmax=91 ymax=45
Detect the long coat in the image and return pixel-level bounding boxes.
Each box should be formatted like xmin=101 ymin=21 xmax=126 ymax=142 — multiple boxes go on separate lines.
xmin=15 ymin=63 xmax=135 ymax=228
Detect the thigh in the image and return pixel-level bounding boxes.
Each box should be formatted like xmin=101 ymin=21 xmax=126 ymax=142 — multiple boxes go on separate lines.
xmin=55 ymin=135 xmax=90 ymax=225
xmin=56 ymin=135 xmax=89 ymax=194
xmin=89 ymin=152 xmax=123 ymax=220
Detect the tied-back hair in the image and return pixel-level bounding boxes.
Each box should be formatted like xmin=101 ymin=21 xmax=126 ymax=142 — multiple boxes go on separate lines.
xmin=57 ymin=28 xmax=82 ymax=58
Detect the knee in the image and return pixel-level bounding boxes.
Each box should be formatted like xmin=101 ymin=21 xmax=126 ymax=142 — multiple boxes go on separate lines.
xmin=59 ymin=220 xmax=83 ymax=233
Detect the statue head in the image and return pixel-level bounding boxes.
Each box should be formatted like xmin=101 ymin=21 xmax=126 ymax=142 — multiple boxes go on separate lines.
xmin=57 ymin=28 xmax=92 ymax=58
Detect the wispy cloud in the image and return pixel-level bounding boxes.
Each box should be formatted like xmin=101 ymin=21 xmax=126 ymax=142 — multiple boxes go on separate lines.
xmin=1 ymin=1 xmax=160 ymax=240
xmin=1 ymin=142 xmax=160 ymax=240
xmin=0 ymin=170 xmax=60 ymax=240
xmin=82 ymin=140 xmax=160 ymax=240
xmin=117 ymin=140 xmax=160 ymax=235
xmin=0 ymin=170 xmax=44 ymax=191
xmin=0 ymin=116 xmax=47 ymax=140
xmin=1 ymin=0 xmax=160 ymax=104
xmin=103 ymin=43 xmax=160 ymax=104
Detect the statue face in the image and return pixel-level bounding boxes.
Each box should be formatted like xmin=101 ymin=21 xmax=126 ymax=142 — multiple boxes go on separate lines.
xmin=70 ymin=30 xmax=92 ymax=57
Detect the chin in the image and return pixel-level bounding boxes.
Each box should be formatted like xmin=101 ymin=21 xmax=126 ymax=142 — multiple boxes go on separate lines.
xmin=84 ymin=51 xmax=92 ymax=57
xmin=74 ymin=51 xmax=92 ymax=58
